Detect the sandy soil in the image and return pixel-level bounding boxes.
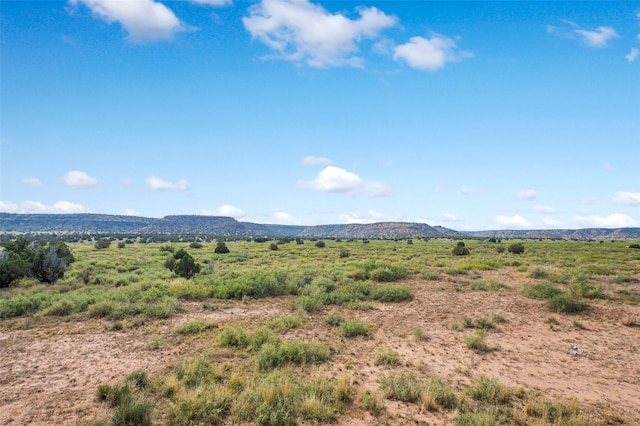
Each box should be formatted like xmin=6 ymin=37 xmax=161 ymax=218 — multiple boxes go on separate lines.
xmin=1 ymin=275 xmax=639 ymax=425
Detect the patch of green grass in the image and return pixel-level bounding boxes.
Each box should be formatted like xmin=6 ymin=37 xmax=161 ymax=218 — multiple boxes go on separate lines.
xmin=373 ymin=347 xmax=401 ymax=366
xmin=268 ymin=315 xmax=302 ymax=333
xmin=361 ymin=389 xmax=386 ymax=416
xmin=468 ymin=376 xmax=512 ymax=404
xmin=175 ymin=318 xmax=218 ymax=335
xmin=339 ymin=319 xmax=374 ymax=338
xmin=370 ymin=285 xmax=413 ymax=302
xmin=524 ymin=282 xmax=563 ymax=299
xmin=256 ymin=340 xmax=331 ymax=371
xmin=464 ymin=329 xmax=491 ymax=353
xmin=379 ymin=372 xmax=422 ymax=403
xmin=547 ymin=295 xmax=588 ymax=314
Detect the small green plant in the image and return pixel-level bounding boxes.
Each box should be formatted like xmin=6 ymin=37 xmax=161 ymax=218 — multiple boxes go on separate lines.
xmin=175 ymin=318 xmax=218 ymax=335
xmin=467 ymin=375 xmax=512 ymax=404
xmin=165 ymin=249 xmax=201 ymax=279
xmin=464 ymin=329 xmax=491 ymax=353
xmin=373 ymin=348 xmax=401 ymax=366
xmin=413 ymin=327 xmax=427 ymax=340
xmin=269 ymin=243 xmax=279 ymax=251
xmin=189 ymin=241 xmax=204 ymax=249
xmin=340 ymin=319 xmax=374 ymax=338
xmin=339 ymin=248 xmax=350 ymax=258
xmin=315 ymin=240 xmax=326 ymax=248
xmin=323 ymin=312 xmax=344 ymax=326
xmin=361 ymin=389 xmax=386 ymax=416
xmin=547 ymin=295 xmax=588 ymax=314
xmin=268 ymin=315 xmax=302 ymax=333
xmin=379 ymin=372 xmax=422 ymax=403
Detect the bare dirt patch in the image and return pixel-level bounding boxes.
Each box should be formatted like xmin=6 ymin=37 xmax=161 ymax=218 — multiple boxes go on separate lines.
xmin=1 ymin=277 xmax=639 ymax=425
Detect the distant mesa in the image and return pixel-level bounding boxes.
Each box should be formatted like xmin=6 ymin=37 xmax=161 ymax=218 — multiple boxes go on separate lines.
xmin=0 ymin=213 xmax=638 ymax=240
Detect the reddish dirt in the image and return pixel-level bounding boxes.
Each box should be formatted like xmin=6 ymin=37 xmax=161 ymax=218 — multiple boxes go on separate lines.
xmin=1 ymin=276 xmax=639 ymax=425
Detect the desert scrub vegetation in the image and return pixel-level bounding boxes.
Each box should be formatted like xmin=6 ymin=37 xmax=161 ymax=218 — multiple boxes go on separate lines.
xmin=339 ymin=318 xmax=375 ymax=338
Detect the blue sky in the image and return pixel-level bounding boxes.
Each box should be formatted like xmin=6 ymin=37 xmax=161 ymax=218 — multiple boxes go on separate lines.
xmin=1 ymin=0 xmax=639 ymax=231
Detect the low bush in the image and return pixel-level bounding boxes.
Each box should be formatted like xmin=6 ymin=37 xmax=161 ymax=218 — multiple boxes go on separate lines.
xmin=547 ymin=295 xmax=588 ymax=314
xmin=508 ymin=243 xmax=525 ymax=254
xmin=340 ymin=319 xmax=374 ymax=338
xmin=379 ymin=372 xmax=422 ymax=403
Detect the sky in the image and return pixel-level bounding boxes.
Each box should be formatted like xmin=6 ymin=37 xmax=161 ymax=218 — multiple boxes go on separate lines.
xmin=1 ymin=0 xmax=639 ymax=231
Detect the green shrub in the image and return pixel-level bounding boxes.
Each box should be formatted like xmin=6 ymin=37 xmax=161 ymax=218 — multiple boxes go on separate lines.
xmin=169 ymin=390 xmax=229 ymax=426
xmin=373 ymin=348 xmax=401 ymax=366
xmin=111 ymin=397 xmax=153 ymax=426
xmin=176 ymin=357 xmax=212 ymax=388
xmin=371 ymin=285 xmax=413 ymax=302
xmin=569 ymin=281 xmax=607 ymax=300
xmin=165 ymin=249 xmax=201 ymax=279
xmin=269 ymin=243 xmax=279 ymax=251
xmin=452 ymin=242 xmax=470 ymax=256
xmin=464 ymin=329 xmax=491 ymax=353
xmin=379 ymin=372 xmax=422 ymax=403
xmin=467 ymin=376 xmax=512 ymax=404
xmin=508 ymin=243 xmax=525 ymax=254
xmin=95 ymin=238 xmax=111 ymax=250
xmin=214 ymin=241 xmax=230 ymax=253
xmin=256 ymin=341 xmax=330 ymax=371
xmin=176 ymin=318 xmax=218 ymax=335
xmin=524 ymin=283 xmax=563 ymax=299
xmin=340 ymin=319 xmax=374 ymax=338
xmin=268 ymin=316 xmax=302 ymax=333
xmin=361 ymin=389 xmax=386 ymax=416
xmin=0 ymin=251 xmax=29 ymax=288
xmin=547 ymin=295 xmax=588 ymax=314
xmin=190 ymin=241 xmax=204 ymax=249
xmin=315 ymin=241 xmax=326 ymax=248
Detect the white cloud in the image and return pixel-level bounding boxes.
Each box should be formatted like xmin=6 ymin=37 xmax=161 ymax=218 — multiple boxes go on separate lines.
xmin=69 ymin=0 xmax=184 ymax=42
xmin=302 ymin=155 xmax=333 ymax=166
xmin=122 ymin=209 xmax=141 ymax=216
xmin=202 ymin=204 xmax=247 ymax=218
xmin=543 ymin=217 xmax=563 ymax=228
xmin=145 ymin=176 xmax=188 ymax=191
xmin=516 ymin=189 xmax=538 ymax=200
xmin=494 ymin=214 xmax=533 ymax=229
xmin=362 ymin=181 xmax=393 ymax=197
xmin=574 ymin=213 xmax=637 ymax=228
xmin=271 ymin=209 xmax=303 ymax=225
xmin=0 ymin=200 xmax=90 ymax=214
xmin=297 ymin=166 xmax=392 ymax=197
xmin=21 ymin=178 xmax=43 ymax=187
xmin=298 ymin=166 xmax=362 ymax=192
xmin=574 ymin=26 xmax=618 ymax=48
xmin=533 ymin=205 xmax=556 ymax=214
xmin=613 ymin=191 xmax=640 ymax=206
xmin=338 ymin=210 xmax=385 ymax=224
xmin=242 ymin=0 xmax=397 ymax=68
xmin=188 ymin=0 xmax=232 ymax=6
xmin=625 ymin=47 xmax=639 ymax=62
xmin=61 ymin=170 xmax=99 ymax=188
xmin=439 ymin=213 xmax=463 ymax=222
xmin=393 ymin=34 xmax=471 ymax=71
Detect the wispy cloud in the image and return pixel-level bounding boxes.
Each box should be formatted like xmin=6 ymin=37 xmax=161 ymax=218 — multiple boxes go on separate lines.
xmin=439 ymin=213 xmax=463 ymax=222
xmin=21 ymin=178 xmax=43 ymax=187
xmin=603 ymin=162 xmax=614 ymax=171
xmin=0 ymin=200 xmax=90 ymax=214
xmin=270 ymin=209 xmax=303 ymax=225
xmin=201 ymin=204 xmax=247 ymax=218
xmin=122 ymin=209 xmax=141 ymax=216
xmin=242 ymin=0 xmax=397 ymax=68
xmin=494 ymin=214 xmax=532 ymax=229
xmin=574 ymin=213 xmax=637 ymax=228
xmin=625 ymin=47 xmax=639 ymax=62
xmin=613 ymin=191 xmax=640 ymax=206
xmin=338 ymin=210 xmax=385 ymax=224
xmin=302 ymin=155 xmax=333 ymax=166
xmin=393 ymin=33 xmax=471 ymax=71
xmin=297 ymin=166 xmax=392 ymax=197
xmin=533 ymin=205 xmax=556 ymax=214
xmin=61 ymin=170 xmax=98 ymax=188
xmin=574 ymin=26 xmax=618 ymax=47
xmin=516 ymin=189 xmax=538 ymax=200
xmin=549 ymin=20 xmax=618 ymax=48
xmin=543 ymin=217 xmax=563 ymax=228
xmin=188 ymin=0 xmax=232 ymax=6
xmin=69 ymin=0 xmax=184 ymax=42
xmin=145 ymin=176 xmax=188 ymax=191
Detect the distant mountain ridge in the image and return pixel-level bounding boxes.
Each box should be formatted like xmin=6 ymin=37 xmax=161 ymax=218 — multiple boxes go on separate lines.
xmin=0 ymin=213 xmax=638 ymax=240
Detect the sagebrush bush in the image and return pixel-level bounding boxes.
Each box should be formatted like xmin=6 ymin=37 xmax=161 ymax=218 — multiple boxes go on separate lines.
xmin=340 ymin=319 xmax=373 ymax=338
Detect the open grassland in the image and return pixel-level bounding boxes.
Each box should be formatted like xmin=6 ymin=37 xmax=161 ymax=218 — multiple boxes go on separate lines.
xmin=1 ymin=238 xmax=640 ymax=425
